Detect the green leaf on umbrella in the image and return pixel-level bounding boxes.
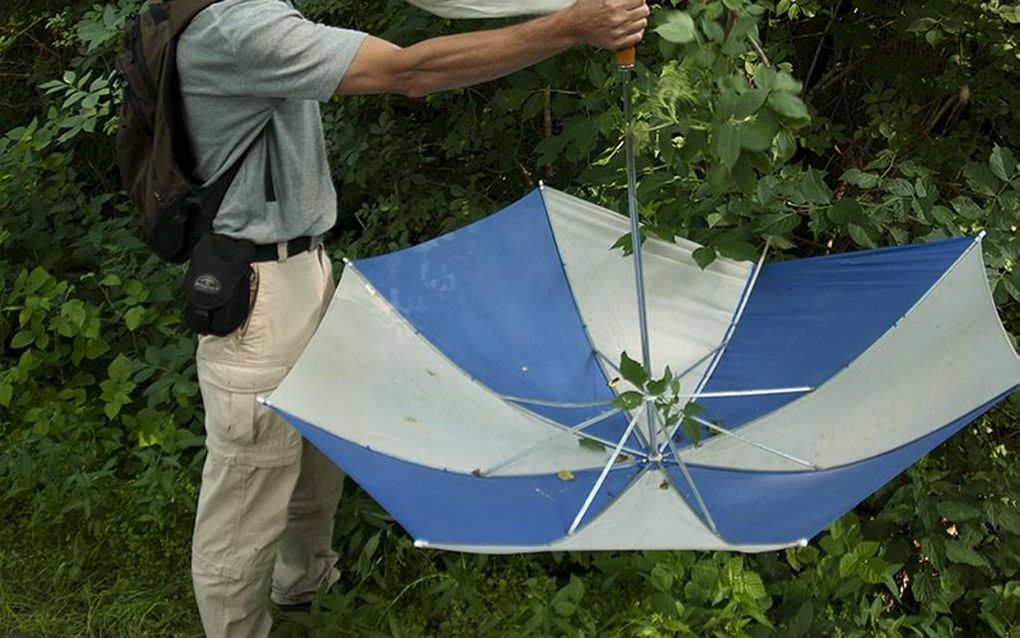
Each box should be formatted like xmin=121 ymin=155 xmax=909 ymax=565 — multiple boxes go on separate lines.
xmin=646 ymin=377 xmax=669 ymax=396
xmin=682 ymin=417 xmax=703 ymax=447
xmin=693 ymin=246 xmax=717 ymax=269
xmin=619 ymin=351 xmax=647 ymax=387
xmin=684 ymin=401 xmax=706 ymax=417
xmin=613 ymin=391 xmax=644 ymax=410
xmin=578 ymin=438 xmax=606 ymax=452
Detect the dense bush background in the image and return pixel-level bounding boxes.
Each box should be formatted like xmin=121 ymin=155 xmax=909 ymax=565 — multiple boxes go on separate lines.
xmin=1 ymin=0 xmax=1018 ymax=636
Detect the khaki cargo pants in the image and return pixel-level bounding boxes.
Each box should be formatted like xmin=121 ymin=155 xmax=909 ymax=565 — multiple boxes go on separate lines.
xmin=192 ymin=246 xmax=344 ymax=638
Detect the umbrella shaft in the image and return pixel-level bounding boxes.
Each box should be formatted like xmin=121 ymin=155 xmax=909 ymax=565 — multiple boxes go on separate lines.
xmin=620 ymin=68 xmax=655 ymax=450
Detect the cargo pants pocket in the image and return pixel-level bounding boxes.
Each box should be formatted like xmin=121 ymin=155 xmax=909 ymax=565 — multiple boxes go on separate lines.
xmin=196 ymin=358 xmax=300 ymax=468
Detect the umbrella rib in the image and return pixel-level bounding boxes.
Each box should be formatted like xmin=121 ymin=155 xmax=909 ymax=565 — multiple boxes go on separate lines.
xmin=661 ymin=417 xmax=720 ymax=535
xmin=567 ymin=409 xmax=644 ymax=536
xmin=598 ymin=341 xmax=727 ymax=386
xmin=657 ymin=243 xmax=773 ymax=456
xmin=593 ymin=350 xmax=664 ymax=450
xmin=674 ymin=342 xmax=729 ymax=382
xmin=690 ymin=240 xmax=771 ymax=399
xmin=500 ymin=395 xmax=613 ymax=409
xmin=598 ymin=348 xmax=812 ymax=400
xmin=686 ymin=415 xmax=819 ymax=470
xmin=502 ymin=401 xmax=648 ymax=460
xmin=595 ymin=349 xmax=622 ymax=377
xmin=595 ymin=345 xmax=816 ymax=455
xmin=597 ymin=347 xmax=806 ymax=401
xmin=554 ymin=463 xmax=652 ymax=543
xmin=661 ymin=387 xmax=814 ymax=448
xmin=679 ymin=386 xmax=814 ymax=399
xmin=535 ymin=184 xmax=647 ymax=453
xmin=662 ymin=388 xmax=816 ymax=457
xmin=592 ymin=350 xmax=652 ymax=450
xmin=478 ymin=407 xmax=624 ymax=476
xmin=598 ymin=347 xmax=817 ymax=459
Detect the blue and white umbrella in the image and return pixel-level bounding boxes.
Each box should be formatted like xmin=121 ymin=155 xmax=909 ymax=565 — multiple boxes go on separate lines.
xmin=264 ymin=186 xmax=1020 ymax=553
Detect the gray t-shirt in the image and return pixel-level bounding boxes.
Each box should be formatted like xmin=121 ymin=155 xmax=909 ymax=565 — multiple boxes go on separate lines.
xmin=177 ymin=0 xmax=366 ymax=244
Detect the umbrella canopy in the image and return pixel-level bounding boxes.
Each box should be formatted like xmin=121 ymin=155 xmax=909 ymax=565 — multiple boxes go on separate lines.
xmin=266 ymin=186 xmax=1020 ymax=553
xmin=404 ymin=0 xmax=572 ymax=19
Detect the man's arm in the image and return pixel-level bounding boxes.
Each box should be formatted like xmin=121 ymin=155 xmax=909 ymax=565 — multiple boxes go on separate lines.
xmin=337 ymin=0 xmax=648 ymax=98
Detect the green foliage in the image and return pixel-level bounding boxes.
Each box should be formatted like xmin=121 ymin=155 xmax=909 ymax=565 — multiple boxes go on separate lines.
xmin=0 ymin=0 xmax=1018 ymax=636
xmin=612 ymin=354 xmax=704 ymax=446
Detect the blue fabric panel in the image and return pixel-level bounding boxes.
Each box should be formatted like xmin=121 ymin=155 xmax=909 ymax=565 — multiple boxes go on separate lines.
xmin=355 ymin=190 xmax=633 ymax=445
xmin=667 ymin=387 xmax=1016 ymax=545
xmin=697 ymin=237 xmax=974 ymax=429
xmin=279 ymin=409 xmax=643 ymax=547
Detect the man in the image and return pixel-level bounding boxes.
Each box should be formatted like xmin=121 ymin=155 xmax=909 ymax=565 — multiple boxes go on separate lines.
xmin=177 ymin=0 xmax=648 ymax=635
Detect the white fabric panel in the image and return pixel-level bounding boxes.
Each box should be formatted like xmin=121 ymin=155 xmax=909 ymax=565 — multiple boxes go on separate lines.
xmin=269 ymin=267 xmax=620 ymax=475
xmin=683 ymin=243 xmax=1020 ymax=471
xmin=541 ymin=186 xmax=753 ymax=389
xmin=418 ymin=469 xmax=795 ymax=553
xmin=405 ymin=0 xmax=573 ymax=18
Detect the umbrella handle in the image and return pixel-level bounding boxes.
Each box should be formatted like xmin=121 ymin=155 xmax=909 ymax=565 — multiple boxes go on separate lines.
xmin=615 ymin=46 xmax=636 ymax=68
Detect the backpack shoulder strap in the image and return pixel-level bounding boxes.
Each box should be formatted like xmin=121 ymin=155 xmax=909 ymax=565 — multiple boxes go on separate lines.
xmin=161 ymin=0 xmax=224 ymax=32
xmin=169 ymin=0 xmax=274 ymax=224
xmin=197 ymin=132 xmax=267 ymax=219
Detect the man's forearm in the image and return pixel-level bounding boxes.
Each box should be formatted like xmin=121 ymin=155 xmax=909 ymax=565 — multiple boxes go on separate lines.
xmin=336 ymin=0 xmax=648 ymax=98
xmin=395 ymin=11 xmax=580 ymax=97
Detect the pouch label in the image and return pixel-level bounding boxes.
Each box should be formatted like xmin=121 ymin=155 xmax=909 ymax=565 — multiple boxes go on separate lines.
xmin=193 ymin=274 xmax=222 ymax=296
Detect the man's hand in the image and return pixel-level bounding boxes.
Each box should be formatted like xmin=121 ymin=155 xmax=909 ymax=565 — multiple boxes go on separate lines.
xmin=564 ymin=0 xmax=650 ymax=51
xmin=337 ymin=0 xmax=648 ymax=98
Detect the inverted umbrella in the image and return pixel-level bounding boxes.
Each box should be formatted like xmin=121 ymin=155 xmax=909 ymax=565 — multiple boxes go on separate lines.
xmin=264 ymin=186 xmax=1020 ymax=552
xmin=403 ymin=0 xmax=572 ymax=19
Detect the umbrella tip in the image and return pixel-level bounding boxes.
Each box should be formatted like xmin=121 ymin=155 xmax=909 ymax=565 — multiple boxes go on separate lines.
xmin=797 ymin=538 xmax=809 ymax=547
xmin=414 ymin=539 xmax=430 ymax=549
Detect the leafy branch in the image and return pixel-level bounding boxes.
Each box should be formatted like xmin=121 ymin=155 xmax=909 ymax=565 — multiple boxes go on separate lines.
xmin=611 ymin=351 xmax=707 ymax=447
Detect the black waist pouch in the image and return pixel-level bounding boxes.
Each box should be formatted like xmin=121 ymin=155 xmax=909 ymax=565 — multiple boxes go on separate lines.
xmin=184 ymin=233 xmax=257 ymax=336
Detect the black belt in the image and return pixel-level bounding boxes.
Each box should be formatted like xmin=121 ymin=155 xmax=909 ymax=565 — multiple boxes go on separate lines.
xmin=252 ymin=235 xmax=322 ymax=262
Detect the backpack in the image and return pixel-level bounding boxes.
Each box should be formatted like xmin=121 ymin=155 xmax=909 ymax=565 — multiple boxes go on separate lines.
xmin=115 ymin=0 xmax=250 ymax=263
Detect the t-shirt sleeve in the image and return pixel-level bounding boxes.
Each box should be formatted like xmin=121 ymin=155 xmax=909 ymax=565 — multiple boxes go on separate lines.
xmin=219 ymin=2 xmax=367 ymax=101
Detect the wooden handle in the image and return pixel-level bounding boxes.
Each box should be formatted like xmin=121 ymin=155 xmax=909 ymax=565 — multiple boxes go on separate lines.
xmin=615 ymin=46 xmax=636 ymax=67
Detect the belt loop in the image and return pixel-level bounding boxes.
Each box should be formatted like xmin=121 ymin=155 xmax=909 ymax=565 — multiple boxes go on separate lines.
xmin=276 ymin=241 xmax=288 ymax=262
